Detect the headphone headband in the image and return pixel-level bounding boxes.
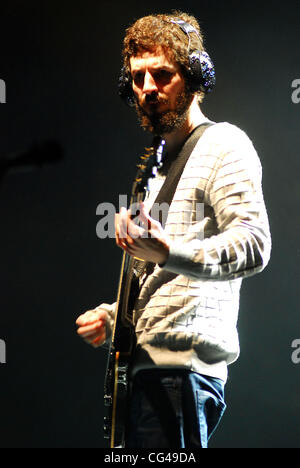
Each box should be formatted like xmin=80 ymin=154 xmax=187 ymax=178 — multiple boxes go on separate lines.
xmin=169 ymin=18 xmax=199 ymax=36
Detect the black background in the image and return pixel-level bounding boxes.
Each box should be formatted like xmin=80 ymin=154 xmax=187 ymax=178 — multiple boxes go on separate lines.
xmin=0 ymin=0 xmax=299 ymax=448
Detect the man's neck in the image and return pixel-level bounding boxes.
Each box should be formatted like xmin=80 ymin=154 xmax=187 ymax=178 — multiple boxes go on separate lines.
xmin=162 ymin=97 xmax=208 ymax=157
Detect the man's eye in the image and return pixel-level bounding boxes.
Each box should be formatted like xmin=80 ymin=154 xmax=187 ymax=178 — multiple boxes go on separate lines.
xmin=154 ymin=70 xmax=172 ymax=83
xmin=133 ymin=72 xmax=144 ymax=86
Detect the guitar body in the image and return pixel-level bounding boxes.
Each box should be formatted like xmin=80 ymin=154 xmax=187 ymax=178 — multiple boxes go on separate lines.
xmin=103 ymin=137 xmax=165 ymax=448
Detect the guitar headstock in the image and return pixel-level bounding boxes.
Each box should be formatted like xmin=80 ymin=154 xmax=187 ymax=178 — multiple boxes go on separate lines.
xmin=132 ymin=136 xmax=166 ymax=197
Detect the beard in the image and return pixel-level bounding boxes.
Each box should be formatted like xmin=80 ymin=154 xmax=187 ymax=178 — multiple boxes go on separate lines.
xmin=134 ymin=88 xmax=193 ymax=135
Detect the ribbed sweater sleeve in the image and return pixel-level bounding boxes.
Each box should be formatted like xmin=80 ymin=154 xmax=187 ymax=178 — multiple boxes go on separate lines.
xmin=162 ymin=125 xmax=271 ymax=281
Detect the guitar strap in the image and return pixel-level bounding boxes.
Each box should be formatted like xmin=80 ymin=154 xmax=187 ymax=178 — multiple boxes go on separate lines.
xmin=133 ymin=121 xmax=215 ymax=279
xmin=150 ymin=121 xmax=215 ymax=226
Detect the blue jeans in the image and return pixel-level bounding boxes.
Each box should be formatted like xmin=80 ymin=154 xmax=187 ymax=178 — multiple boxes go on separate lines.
xmin=125 ymin=368 xmax=226 ymax=448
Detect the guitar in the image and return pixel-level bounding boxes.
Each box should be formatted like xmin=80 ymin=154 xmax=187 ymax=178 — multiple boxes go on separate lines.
xmin=103 ymin=136 xmax=166 ymax=448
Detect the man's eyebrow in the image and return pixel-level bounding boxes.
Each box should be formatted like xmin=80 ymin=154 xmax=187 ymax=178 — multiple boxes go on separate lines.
xmin=131 ymin=65 xmax=176 ymax=74
xmin=152 ymin=65 xmax=176 ymax=72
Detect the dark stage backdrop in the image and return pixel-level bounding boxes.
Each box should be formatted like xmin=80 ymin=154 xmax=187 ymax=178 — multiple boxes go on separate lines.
xmin=0 ymin=0 xmax=299 ymax=448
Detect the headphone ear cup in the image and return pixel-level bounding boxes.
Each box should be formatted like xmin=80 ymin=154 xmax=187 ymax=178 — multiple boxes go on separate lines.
xmin=199 ymin=51 xmax=216 ymax=93
xmin=188 ymin=50 xmax=216 ymax=93
xmin=118 ymin=67 xmax=136 ymax=107
xmin=188 ymin=50 xmax=202 ymax=92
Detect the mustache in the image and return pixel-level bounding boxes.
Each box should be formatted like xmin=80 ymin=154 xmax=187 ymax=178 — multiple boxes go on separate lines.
xmin=143 ymin=93 xmax=168 ymax=106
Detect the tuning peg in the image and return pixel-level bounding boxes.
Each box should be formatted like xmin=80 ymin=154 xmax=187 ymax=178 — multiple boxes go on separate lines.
xmin=140 ymin=155 xmax=149 ymax=161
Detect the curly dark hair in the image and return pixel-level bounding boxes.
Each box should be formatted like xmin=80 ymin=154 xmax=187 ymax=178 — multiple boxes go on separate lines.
xmin=122 ymin=11 xmax=206 ymax=103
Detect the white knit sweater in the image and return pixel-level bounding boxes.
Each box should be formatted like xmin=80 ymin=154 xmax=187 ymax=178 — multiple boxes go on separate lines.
xmin=126 ymin=122 xmax=272 ymax=382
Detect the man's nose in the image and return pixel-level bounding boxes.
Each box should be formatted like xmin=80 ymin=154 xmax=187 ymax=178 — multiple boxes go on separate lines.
xmin=143 ymin=71 xmax=158 ymax=94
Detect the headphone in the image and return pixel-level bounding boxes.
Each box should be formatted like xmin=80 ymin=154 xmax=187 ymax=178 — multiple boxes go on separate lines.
xmin=118 ymin=18 xmax=216 ymax=107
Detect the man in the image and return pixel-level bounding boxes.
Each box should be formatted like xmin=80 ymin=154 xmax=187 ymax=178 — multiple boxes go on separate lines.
xmin=76 ymin=11 xmax=271 ymax=448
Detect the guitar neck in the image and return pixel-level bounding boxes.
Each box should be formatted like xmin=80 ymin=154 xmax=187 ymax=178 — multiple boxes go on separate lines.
xmin=111 ymin=191 xmax=144 ymax=352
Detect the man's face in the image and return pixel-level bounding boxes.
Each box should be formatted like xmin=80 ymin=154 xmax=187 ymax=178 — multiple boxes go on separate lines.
xmin=130 ymin=47 xmax=192 ymax=134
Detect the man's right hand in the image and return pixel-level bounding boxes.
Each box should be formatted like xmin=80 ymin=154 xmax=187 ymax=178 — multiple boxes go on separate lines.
xmin=76 ymin=303 xmax=112 ymax=348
